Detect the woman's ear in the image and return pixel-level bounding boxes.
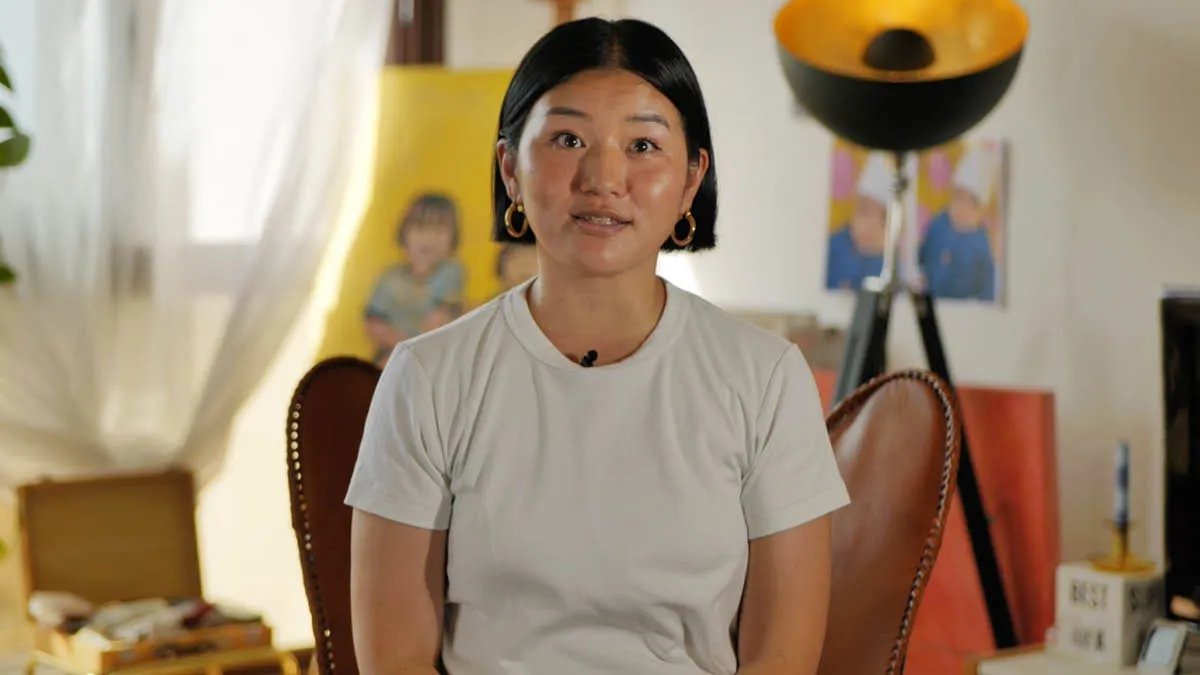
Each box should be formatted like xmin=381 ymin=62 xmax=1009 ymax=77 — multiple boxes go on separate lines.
xmin=680 ymin=148 xmax=710 ymax=214
xmin=496 ymin=139 xmax=521 ymax=203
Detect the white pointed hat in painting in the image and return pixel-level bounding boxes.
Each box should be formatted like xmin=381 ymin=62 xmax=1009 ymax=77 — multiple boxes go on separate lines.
xmin=953 ymin=143 xmax=996 ymax=204
xmin=856 ymin=152 xmax=893 ymax=206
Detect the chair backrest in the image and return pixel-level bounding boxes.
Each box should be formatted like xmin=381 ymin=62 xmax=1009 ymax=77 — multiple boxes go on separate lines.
xmin=287 ymin=357 xmax=381 ymax=675
xmin=287 ymin=361 xmax=960 ymax=675
xmin=819 ymin=370 xmax=962 ymax=675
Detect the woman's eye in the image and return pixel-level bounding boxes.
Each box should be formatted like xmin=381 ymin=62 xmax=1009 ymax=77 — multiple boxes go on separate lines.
xmin=631 ymin=139 xmax=660 ymax=154
xmin=552 ymin=132 xmax=583 ymax=149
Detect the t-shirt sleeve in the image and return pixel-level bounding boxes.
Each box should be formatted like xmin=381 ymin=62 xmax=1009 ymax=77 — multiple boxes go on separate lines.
xmin=742 ymin=345 xmax=851 ymax=540
xmin=344 ymin=345 xmax=452 ymax=530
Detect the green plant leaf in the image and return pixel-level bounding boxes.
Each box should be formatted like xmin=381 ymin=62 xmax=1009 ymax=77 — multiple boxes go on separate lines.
xmin=0 ymin=62 xmax=10 ymax=92
xmin=0 ymin=105 xmax=12 ymax=128
xmin=0 ymin=131 xmax=30 ymax=167
xmin=0 ymin=261 xmax=15 ymax=285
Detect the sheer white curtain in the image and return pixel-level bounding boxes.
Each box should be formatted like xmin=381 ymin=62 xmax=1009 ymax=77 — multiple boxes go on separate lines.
xmin=0 ymin=0 xmax=390 ymax=488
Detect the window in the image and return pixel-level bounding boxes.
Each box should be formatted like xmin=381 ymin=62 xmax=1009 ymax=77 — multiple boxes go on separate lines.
xmin=144 ymin=0 xmax=333 ymax=292
xmin=182 ymin=0 xmax=308 ymax=246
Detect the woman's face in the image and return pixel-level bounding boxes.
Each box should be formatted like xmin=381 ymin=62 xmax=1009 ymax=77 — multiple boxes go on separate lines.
xmin=498 ymin=69 xmax=708 ymax=278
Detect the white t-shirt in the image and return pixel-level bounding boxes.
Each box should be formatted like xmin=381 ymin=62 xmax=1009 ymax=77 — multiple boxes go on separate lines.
xmin=345 ymin=278 xmax=850 ymax=675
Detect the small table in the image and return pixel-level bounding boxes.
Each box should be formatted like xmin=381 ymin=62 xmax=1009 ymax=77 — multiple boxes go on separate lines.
xmin=973 ymin=648 xmax=1139 ymax=675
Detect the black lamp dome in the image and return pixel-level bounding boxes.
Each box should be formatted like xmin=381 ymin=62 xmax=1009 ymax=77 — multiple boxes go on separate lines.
xmin=775 ymin=0 xmax=1030 ymax=152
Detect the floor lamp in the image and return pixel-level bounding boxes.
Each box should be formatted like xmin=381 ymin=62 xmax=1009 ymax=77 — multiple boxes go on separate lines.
xmin=774 ymin=0 xmax=1030 ymax=651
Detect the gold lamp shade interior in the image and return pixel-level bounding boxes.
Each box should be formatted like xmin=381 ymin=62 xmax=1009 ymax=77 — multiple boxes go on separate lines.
xmin=774 ymin=0 xmax=1030 ymax=151
xmin=776 ymin=0 xmax=1029 ymax=82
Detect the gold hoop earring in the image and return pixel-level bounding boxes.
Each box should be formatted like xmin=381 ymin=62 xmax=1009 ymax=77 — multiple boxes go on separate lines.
xmin=504 ymin=202 xmax=528 ymax=239
xmin=671 ymin=211 xmax=697 ymax=248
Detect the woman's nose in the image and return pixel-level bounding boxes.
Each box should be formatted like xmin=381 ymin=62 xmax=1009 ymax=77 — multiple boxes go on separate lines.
xmin=577 ymin=144 xmax=627 ymax=196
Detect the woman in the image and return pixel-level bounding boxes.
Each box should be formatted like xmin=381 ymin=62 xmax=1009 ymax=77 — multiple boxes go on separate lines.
xmin=346 ymin=17 xmax=849 ymax=675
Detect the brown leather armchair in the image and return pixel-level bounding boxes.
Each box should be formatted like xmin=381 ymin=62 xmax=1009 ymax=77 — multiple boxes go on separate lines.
xmin=287 ymin=359 xmax=961 ymax=675
xmin=819 ymin=370 xmax=962 ymax=675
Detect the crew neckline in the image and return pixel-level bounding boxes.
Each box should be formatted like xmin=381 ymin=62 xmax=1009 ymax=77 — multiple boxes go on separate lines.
xmin=502 ymin=276 xmax=689 ymax=372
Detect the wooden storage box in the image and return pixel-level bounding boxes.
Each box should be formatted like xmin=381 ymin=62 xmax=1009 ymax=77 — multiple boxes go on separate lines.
xmin=31 ymin=621 xmax=273 ymax=673
xmin=17 ymin=469 xmax=276 ymax=674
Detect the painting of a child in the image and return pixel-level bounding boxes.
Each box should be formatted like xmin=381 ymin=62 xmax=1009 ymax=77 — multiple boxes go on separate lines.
xmin=825 ymin=151 xmax=893 ymax=291
xmin=917 ymin=141 xmax=1004 ymax=303
xmin=363 ymin=193 xmax=465 ymax=365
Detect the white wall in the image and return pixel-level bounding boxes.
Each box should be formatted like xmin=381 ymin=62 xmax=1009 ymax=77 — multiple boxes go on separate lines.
xmin=674 ymin=0 xmax=1200 ymax=566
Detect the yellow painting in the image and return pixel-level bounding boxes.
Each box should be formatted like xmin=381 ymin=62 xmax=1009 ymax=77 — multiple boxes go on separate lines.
xmin=316 ymin=67 xmax=515 ymax=365
xmin=914 ymin=138 xmax=1007 ymax=304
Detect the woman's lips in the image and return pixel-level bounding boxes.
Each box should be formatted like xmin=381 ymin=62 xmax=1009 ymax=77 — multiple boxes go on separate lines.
xmin=573 ymin=214 xmax=631 ymax=236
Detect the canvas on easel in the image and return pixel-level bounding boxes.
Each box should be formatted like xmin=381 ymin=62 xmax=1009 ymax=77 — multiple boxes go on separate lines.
xmin=315 ymin=68 xmax=516 ymax=366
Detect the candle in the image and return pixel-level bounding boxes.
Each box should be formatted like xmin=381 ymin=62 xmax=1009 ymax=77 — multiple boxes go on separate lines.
xmin=1115 ymin=440 xmax=1130 ymax=529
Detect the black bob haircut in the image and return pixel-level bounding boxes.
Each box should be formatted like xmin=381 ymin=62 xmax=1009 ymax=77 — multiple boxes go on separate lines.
xmin=491 ymin=18 xmax=718 ymax=252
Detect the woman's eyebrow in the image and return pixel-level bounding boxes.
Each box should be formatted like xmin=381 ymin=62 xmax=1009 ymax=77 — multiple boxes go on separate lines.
xmin=546 ymin=106 xmax=670 ymax=129
xmin=627 ymin=112 xmax=670 ymax=129
xmin=546 ymin=106 xmax=588 ymax=119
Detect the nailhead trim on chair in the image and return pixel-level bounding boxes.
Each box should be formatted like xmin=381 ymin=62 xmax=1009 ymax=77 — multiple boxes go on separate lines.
xmin=287 ymin=357 xmax=383 ymax=675
xmin=824 ymin=369 xmax=963 ymax=675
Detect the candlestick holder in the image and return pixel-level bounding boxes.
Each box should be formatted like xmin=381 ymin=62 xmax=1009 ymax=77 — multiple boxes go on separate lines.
xmin=1091 ymin=518 xmax=1155 ymax=574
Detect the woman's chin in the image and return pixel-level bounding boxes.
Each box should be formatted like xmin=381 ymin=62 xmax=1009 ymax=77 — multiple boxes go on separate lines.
xmin=564 ymin=246 xmax=647 ymax=278
xmin=540 ymin=231 xmax=661 ymax=277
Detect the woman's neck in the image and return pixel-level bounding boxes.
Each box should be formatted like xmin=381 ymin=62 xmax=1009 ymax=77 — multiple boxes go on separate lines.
xmin=528 ymin=262 xmax=666 ymax=366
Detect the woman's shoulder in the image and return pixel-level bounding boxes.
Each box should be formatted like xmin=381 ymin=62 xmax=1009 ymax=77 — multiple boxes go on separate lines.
xmin=673 ymin=292 xmax=822 ymax=428
xmin=676 ymin=288 xmax=801 ymax=368
xmin=395 ymin=292 xmax=510 ymax=372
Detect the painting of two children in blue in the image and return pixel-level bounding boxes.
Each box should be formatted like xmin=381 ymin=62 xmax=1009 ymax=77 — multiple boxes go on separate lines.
xmin=824 ymin=139 xmax=1006 ymax=305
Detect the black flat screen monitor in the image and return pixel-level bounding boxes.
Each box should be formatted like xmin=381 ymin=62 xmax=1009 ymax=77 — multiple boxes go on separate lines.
xmin=1162 ymin=289 xmax=1200 ymax=621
